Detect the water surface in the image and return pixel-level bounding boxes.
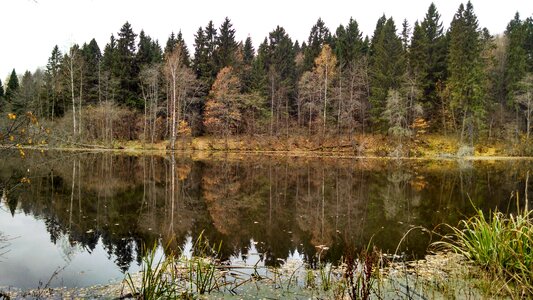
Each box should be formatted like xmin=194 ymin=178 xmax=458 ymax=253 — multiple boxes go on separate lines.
xmin=0 ymin=150 xmax=531 ymax=289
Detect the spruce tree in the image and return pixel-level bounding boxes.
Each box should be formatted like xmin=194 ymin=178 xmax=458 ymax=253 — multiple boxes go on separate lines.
xmin=5 ymin=69 xmax=20 ymax=103
xmin=407 ymin=3 xmax=447 ymax=121
xmin=447 ymin=1 xmax=486 ymax=143
xmin=303 ymin=18 xmax=331 ymax=71
xmin=45 ymin=45 xmax=64 ymax=118
xmin=333 ymin=18 xmax=364 ymax=68
xmin=82 ymin=38 xmax=102 ymax=104
xmin=250 ymin=38 xmax=269 ymax=96
xmin=241 ymin=36 xmax=255 ymax=93
xmin=193 ymin=27 xmax=209 ymax=80
xmin=176 ymin=31 xmax=190 ymax=67
xmin=215 ymin=17 xmax=238 ymax=71
xmin=116 ymin=22 xmax=140 ymax=107
xmin=137 ymin=30 xmax=161 ymax=67
xmin=0 ymin=79 xmax=4 ymax=99
xmin=369 ymin=17 xmax=405 ymax=129
xmin=102 ymin=34 xmax=117 ymax=72
xmin=243 ymin=37 xmax=254 ymax=65
xmin=505 ymin=12 xmax=527 ymax=105
xmin=205 ymin=21 xmax=218 ymax=80
xmin=525 ymin=17 xmax=533 ymax=72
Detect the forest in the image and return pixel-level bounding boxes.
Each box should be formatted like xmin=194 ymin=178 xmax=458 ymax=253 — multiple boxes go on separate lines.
xmin=1 ymin=1 xmax=532 ymax=153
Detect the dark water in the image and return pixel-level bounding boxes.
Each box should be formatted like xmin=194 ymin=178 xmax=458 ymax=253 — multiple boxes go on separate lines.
xmin=0 ymin=150 xmax=531 ymax=289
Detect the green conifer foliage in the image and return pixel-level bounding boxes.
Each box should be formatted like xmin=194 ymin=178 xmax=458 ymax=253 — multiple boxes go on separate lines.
xmin=447 ymin=1 xmax=486 ymax=143
xmin=369 ymin=17 xmax=405 ymax=129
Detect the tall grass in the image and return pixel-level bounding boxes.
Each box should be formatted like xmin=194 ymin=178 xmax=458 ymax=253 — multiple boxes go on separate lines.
xmin=436 ymin=202 xmax=533 ymax=296
xmin=125 ymin=244 xmax=178 ymax=299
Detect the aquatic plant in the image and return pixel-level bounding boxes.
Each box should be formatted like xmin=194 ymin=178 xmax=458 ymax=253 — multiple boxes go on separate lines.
xmin=436 ymin=199 xmax=533 ymax=296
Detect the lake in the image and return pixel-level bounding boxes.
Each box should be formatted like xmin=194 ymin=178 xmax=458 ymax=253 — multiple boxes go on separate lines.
xmin=0 ymin=150 xmax=531 ymax=289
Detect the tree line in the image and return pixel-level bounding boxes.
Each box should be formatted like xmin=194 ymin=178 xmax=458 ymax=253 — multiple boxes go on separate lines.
xmin=1 ymin=1 xmax=532 ymax=148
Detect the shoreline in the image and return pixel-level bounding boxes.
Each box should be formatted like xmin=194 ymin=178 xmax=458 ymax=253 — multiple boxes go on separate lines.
xmin=4 ymin=144 xmax=533 ymax=161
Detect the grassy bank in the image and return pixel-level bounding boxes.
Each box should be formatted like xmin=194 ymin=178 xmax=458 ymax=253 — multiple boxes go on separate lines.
xmin=27 ymin=133 xmax=533 ymax=158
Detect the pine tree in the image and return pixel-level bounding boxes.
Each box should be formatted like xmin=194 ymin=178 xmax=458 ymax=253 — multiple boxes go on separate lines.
xmin=447 ymin=1 xmax=486 ymax=143
xmin=215 ymin=17 xmax=238 ymax=71
xmin=369 ymin=17 xmax=405 ymax=129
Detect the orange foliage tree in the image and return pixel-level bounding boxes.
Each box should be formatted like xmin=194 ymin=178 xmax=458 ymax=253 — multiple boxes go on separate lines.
xmin=203 ymin=67 xmax=242 ymax=137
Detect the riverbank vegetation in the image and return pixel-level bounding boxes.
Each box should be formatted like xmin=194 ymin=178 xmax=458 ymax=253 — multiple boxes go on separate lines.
xmin=1 ymin=2 xmax=532 ymax=156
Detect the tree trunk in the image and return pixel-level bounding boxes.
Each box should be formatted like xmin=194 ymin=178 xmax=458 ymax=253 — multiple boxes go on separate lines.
xmin=69 ymin=54 xmax=77 ymax=141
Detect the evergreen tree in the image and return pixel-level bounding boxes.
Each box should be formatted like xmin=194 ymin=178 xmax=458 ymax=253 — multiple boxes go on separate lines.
xmin=250 ymin=38 xmax=269 ymax=96
xmin=193 ymin=27 xmax=209 ymax=80
xmin=447 ymin=1 xmax=486 ymax=143
xmin=369 ymin=17 xmax=405 ymax=129
xmin=333 ymin=18 xmax=364 ymax=66
xmin=369 ymin=15 xmax=387 ymax=57
xmin=116 ymin=22 xmax=140 ymax=107
xmin=303 ymin=18 xmax=331 ymax=71
xmin=265 ymin=26 xmax=297 ymax=134
xmin=165 ymin=32 xmax=177 ymax=54
xmin=5 ymin=69 xmax=20 ymax=103
xmin=0 ymin=79 xmax=4 ymax=99
xmin=525 ymin=17 xmax=533 ymax=72
xmin=241 ymin=36 xmax=255 ymax=93
xmin=137 ymin=30 xmax=162 ymax=67
xmin=504 ymin=12 xmax=527 ymax=105
xmin=176 ymin=31 xmax=190 ymax=66
xmin=102 ymin=34 xmax=117 ymax=72
xmin=409 ymin=3 xmax=447 ymax=120
xmin=215 ymin=17 xmax=238 ymax=71
xmin=401 ymin=19 xmax=410 ymax=51
xmin=45 ymin=45 xmax=64 ymax=119
xmin=204 ymin=21 xmax=218 ymax=81
xmin=82 ymin=38 xmax=102 ymax=104
xmin=243 ymin=36 xmax=254 ymax=65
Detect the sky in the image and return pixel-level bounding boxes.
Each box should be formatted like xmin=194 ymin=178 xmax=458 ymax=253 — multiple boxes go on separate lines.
xmin=1 ymin=0 xmax=532 ymax=80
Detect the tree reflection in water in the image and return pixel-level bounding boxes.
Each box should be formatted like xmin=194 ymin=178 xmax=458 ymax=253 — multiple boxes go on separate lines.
xmin=1 ymin=151 xmax=531 ymax=272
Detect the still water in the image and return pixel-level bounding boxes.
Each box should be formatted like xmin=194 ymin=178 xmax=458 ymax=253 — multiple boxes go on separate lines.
xmin=0 ymin=150 xmax=531 ymax=289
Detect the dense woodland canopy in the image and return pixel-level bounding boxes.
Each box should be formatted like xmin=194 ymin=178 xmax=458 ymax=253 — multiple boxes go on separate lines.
xmin=1 ymin=1 xmax=532 ymax=148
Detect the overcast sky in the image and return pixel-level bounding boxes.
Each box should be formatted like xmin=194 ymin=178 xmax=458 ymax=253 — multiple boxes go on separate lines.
xmin=1 ymin=0 xmax=532 ymax=80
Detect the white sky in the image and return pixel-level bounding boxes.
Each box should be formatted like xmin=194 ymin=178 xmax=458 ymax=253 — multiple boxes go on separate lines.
xmin=1 ymin=0 xmax=532 ymax=80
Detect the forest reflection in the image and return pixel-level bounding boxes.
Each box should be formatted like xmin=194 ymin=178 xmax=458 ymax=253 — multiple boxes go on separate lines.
xmin=1 ymin=151 xmax=531 ymax=272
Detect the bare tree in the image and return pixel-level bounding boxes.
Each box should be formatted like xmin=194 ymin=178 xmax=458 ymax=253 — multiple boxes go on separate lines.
xmin=140 ymin=64 xmax=161 ymax=145
xmin=164 ymin=45 xmax=196 ymax=150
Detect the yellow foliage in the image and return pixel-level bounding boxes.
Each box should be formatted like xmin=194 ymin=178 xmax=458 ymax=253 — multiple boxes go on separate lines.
xmin=177 ymin=120 xmax=192 ymax=136
xmin=20 ymin=177 xmax=30 ymax=184
xmin=7 ymin=113 xmax=16 ymax=120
